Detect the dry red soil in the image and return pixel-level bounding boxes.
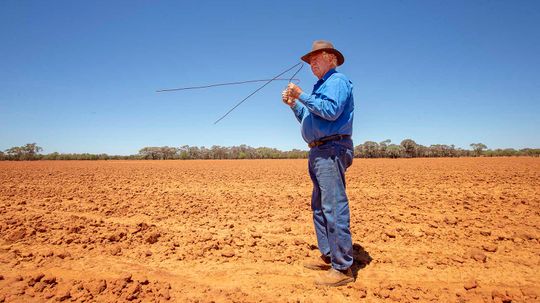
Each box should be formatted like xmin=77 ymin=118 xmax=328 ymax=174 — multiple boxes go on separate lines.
xmin=0 ymin=158 xmax=539 ymax=302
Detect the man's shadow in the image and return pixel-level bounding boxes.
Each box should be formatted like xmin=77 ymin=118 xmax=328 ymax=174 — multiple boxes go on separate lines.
xmin=352 ymin=243 xmax=372 ymax=279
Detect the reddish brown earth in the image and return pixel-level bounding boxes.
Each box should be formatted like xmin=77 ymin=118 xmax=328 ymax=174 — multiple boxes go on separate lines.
xmin=0 ymin=158 xmax=539 ymax=302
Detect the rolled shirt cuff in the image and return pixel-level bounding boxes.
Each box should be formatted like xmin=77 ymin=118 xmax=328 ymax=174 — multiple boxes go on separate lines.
xmin=298 ymin=92 xmax=311 ymax=103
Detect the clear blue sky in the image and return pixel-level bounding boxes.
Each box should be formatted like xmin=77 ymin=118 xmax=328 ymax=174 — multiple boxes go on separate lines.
xmin=1 ymin=0 xmax=539 ymax=155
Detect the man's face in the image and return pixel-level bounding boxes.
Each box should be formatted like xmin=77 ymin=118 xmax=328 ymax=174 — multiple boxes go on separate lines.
xmin=309 ymin=52 xmax=333 ymax=80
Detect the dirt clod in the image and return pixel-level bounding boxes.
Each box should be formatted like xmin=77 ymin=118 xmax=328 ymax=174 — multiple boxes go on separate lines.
xmin=464 ymin=279 xmax=478 ymax=290
xmin=146 ymin=232 xmax=160 ymax=244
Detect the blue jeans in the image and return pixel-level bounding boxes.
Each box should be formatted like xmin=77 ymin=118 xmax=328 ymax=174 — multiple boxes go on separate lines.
xmin=308 ymin=139 xmax=354 ymax=270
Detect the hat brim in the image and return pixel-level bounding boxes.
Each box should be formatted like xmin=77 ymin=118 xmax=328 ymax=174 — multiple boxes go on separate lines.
xmin=301 ymin=48 xmax=345 ymax=66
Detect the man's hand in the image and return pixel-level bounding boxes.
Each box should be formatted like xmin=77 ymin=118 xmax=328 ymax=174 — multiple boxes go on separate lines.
xmin=282 ymin=88 xmax=295 ymax=107
xmin=282 ymin=83 xmax=303 ymax=107
xmin=287 ymin=83 xmax=303 ymax=99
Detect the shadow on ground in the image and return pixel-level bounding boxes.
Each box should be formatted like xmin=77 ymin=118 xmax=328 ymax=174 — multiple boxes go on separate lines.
xmin=352 ymin=243 xmax=373 ymax=279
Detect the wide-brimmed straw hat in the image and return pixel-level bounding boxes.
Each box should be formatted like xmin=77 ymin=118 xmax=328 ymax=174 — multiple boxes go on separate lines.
xmin=301 ymin=40 xmax=345 ymax=66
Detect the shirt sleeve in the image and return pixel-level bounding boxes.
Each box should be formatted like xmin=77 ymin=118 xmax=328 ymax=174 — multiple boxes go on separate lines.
xmin=290 ymin=102 xmax=306 ymax=123
xmin=298 ymin=77 xmax=350 ymax=121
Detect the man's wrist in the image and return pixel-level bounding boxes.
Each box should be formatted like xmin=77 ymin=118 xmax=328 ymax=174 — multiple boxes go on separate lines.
xmin=298 ymin=92 xmax=310 ymax=102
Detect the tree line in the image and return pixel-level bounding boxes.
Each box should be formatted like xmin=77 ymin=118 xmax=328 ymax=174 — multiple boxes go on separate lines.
xmin=355 ymin=140 xmax=539 ymax=158
xmin=1 ymin=141 xmax=539 ymax=161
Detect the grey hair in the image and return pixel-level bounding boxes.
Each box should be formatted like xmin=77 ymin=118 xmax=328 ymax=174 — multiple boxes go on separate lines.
xmin=321 ymin=52 xmax=338 ymax=68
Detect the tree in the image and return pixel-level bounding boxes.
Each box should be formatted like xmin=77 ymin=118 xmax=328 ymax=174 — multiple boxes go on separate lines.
xmin=362 ymin=141 xmax=379 ymax=158
xmin=139 ymin=147 xmax=163 ymax=160
xmin=199 ymin=146 xmax=211 ymax=159
xmin=400 ymin=139 xmax=417 ymax=158
xmin=470 ymin=143 xmax=487 ymax=157
xmin=178 ymin=145 xmax=190 ymax=159
xmin=386 ymin=144 xmax=404 ymax=158
xmin=160 ymin=146 xmax=179 ymax=159
xmin=5 ymin=143 xmax=43 ymax=160
xmin=354 ymin=144 xmax=363 ymax=158
xmin=5 ymin=146 xmax=21 ymax=158
xmin=379 ymin=139 xmax=391 ymax=157
xmin=415 ymin=144 xmax=429 ymax=158
xmin=428 ymin=144 xmax=454 ymax=157
xmin=211 ymin=145 xmax=227 ymax=159
xmin=138 ymin=146 xmax=179 ymax=160
xmin=188 ymin=146 xmax=201 ymax=159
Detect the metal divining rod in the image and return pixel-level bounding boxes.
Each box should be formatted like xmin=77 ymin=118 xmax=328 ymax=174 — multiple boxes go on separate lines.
xmin=156 ymin=62 xmax=304 ymax=124
xmin=213 ymin=62 xmax=304 ymax=124
xmin=155 ymin=78 xmax=300 ymax=92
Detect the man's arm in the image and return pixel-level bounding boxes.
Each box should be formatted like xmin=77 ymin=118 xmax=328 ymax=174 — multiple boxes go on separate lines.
xmin=288 ymin=78 xmax=350 ymax=121
xmin=290 ymin=102 xmax=306 ymax=123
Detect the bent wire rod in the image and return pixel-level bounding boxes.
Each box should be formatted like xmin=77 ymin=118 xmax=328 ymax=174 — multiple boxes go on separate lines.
xmin=213 ymin=62 xmax=304 ymax=125
xmin=283 ymin=63 xmax=304 ymax=105
xmin=288 ymin=62 xmax=304 ymax=83
xmin=156 ymin=78 xmax=300 ymax=92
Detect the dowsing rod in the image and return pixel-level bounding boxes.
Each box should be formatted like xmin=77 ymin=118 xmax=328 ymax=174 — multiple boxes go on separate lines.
xmin=213 ymin=62 xmax=304 ymax=124
xmin=155 ymin=62 xmax=304 ymax=124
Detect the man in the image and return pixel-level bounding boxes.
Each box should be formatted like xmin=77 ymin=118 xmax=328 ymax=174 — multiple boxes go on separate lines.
xmin=282 ymin=40 xmax=355 ymax=287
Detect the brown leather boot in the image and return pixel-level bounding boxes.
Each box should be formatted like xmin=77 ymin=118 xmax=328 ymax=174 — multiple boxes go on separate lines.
xmin=314 ymin=267 xmax=354 ymax=287
xmin=303 ymin=255 xmax=331 ymax=270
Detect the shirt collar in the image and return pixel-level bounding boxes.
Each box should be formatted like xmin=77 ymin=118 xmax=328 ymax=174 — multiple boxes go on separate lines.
xmin=315 ymin=68 xmax=337 ymax=86
xmin=322 ymin=68 xmax=337 ymax=81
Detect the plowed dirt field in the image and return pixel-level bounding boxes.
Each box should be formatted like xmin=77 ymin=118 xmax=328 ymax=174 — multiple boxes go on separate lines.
xmin=0 ymin=158 xmax=539 ymax=302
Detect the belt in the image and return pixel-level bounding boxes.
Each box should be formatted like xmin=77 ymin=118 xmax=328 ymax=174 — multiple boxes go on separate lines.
xmin=308 ymin=134 xmax=351 ymax=148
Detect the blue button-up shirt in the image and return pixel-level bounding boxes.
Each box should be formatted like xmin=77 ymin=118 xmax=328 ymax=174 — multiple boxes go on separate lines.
xmin=291 ymin=69 xmax=354 ymax=144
